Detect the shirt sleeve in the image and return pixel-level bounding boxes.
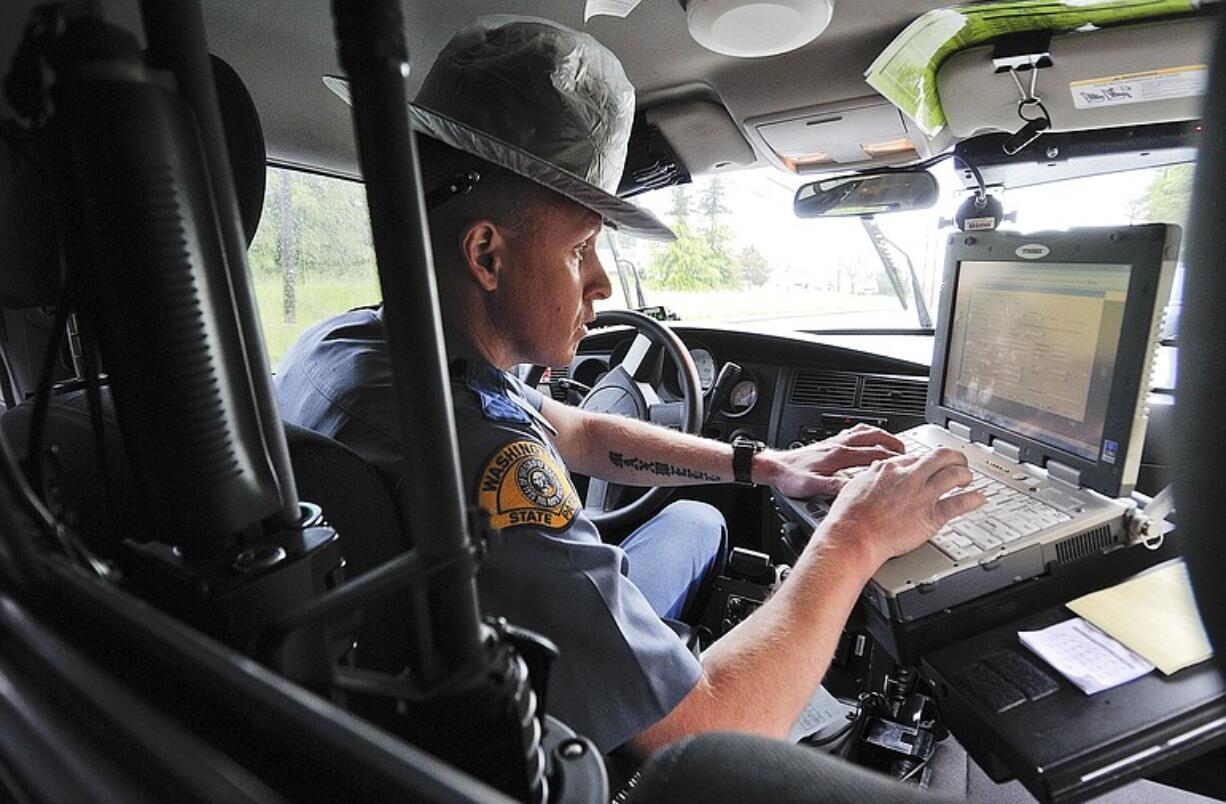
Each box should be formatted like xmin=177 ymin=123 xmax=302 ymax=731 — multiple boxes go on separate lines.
xmin=506 ymin=373 xmax=545 ymax=411
xmin=463 ymin=414 xmax=700 ymax=752
xmin=478 ymin=519 xmax=703 ymax=753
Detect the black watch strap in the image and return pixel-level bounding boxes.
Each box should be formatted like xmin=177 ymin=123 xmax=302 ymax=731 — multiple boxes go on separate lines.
xmin=731 ymin=436 xmax=765 ymax=486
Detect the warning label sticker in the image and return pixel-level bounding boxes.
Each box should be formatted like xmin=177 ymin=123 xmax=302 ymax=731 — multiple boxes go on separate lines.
xmin=1070 ymin=65 xmax=1207 ymax=110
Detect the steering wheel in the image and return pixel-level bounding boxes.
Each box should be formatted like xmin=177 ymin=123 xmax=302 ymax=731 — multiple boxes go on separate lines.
xmin=577 ymin=310 xmax=703 ymax=531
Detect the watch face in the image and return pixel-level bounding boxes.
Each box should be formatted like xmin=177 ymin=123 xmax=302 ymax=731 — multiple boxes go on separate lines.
xmin=732 ymin=435 xmax=762 ymax=485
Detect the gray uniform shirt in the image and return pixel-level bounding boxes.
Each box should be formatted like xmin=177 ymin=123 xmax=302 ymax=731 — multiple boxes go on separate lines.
xmin=275 ymin=306 xmax=701 ymax=751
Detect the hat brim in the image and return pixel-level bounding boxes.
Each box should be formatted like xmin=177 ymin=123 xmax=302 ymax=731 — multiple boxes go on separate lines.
xmin=323 ymin=76 xmax=675 ymax=242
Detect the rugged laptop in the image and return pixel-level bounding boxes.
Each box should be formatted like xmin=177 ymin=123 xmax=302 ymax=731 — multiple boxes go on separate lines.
xmin=785 ymin=224 xmax=1179 ymax=622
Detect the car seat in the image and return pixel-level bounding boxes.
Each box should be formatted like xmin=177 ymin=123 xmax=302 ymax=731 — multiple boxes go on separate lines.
xmin=0 ymin=53 xmax=411 ymax=673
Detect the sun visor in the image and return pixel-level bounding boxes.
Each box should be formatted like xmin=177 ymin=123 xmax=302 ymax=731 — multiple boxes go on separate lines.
xmin=744 ymin=96 xmax=946 ymax=175
xmin=938 ymin=15 xmax=1212 ymax=140
xmin=644 ymin=97 xmax=754 ymax=175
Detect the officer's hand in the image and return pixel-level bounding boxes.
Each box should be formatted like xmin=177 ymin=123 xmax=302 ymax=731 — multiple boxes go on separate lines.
xmin=816 ymin=447 xmax=985 ymax=569
xmin=758 ymin=423 xmax=904 ymax=498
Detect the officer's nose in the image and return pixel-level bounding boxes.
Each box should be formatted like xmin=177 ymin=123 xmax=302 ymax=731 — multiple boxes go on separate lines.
xmin=584 ymin=239 xmax=613 ymax=302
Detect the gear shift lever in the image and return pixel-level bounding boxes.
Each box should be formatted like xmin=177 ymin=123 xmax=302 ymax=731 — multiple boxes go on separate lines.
xmin=704 ymin=362 xmax=742 ymax=431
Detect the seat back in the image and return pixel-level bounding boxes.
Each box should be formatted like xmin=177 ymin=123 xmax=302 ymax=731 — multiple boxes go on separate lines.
xmin=0 ymin=387 xmax=411 ymax=670
xmin=0 ymin=52 xmax=411 ymax=672
xmin=284 ymin=422 xmax=411 ymax=672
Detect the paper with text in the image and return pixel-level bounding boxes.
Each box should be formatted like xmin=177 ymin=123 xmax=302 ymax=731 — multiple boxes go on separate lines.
xmin=584 ymin=0 xmax=642 ymax=22
xmin=1019 ymin=617 xmax=1154 ymax=695
xmin=788 ymin=684 xmax=854 ymax=743
xmin=1068 ymin=560 xmax=1214 ymax=675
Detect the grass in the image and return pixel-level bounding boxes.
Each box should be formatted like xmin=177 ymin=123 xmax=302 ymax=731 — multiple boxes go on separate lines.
xmin=253 ymin=273 xmax=905 ymax=367
xmin=252 ymin=272 xmax=381 ymax=367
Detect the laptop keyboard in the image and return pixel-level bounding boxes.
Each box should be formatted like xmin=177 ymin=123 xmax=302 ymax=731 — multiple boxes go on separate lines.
xmin=838 ymin=433 xmax=1073 ymax=562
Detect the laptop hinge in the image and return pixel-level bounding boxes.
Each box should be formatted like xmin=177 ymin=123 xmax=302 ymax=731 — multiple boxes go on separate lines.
xmin=992 ymin=437 xmax=1021 ymax=463
xmin=1046 ymin=459 xmax=1082 ymax=488
xmin=948 ymin=420 xmax=972 ymax=441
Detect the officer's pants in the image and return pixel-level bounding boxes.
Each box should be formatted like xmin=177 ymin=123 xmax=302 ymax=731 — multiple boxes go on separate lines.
xmin=621 ymin=500 xmax=727 ymax=621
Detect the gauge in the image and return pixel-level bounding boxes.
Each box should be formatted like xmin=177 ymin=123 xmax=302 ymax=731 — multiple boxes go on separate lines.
xmin=727 ymin=379 xmax=759 ymax=416
xmin=690 ymin=348 xmax=716 ymax=392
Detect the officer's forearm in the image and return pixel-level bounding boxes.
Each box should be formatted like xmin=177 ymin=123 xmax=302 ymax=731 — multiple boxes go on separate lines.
xmin=627 ymin=524 xmax=878 ymax=755
xmin=543 ymin=398 xmax=739 ymax=486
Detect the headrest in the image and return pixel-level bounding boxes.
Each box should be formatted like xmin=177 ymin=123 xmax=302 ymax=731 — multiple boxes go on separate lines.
xmin=0 ymin=54 xmax=266 ymax=308
xmin=213 ymin=54 xmax=267 ymax=246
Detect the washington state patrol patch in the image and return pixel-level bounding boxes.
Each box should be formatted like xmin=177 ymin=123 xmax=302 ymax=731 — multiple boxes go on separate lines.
xmin=478 ymin=440 xmax=579 ymax=532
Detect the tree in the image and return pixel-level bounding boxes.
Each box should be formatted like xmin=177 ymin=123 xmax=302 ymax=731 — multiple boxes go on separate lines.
xmin=643 ymin=183 xmax=745 ymax=291
xmin=642 ymin=183 xmax=735 ymax=290
xmin=738 ymin=246 xmax=772 ymax=287
xmin=696 ymin=179 xmax=739 ymax=288
xmin=276 ymin=170 xmax=297 ymax=323
xmin=1129 ymin=164 xmax=1193 ymax=228
xmin=697 ymin=179 xmax=729 ymax=236
xmin=827 ymin=254 xmax=864 ymax=294
xmin=668 ymin=185 xmax=691 ymax=226
xmin=247 ymin=168 xmax=377 ymax=322
xmin=645 ymin=219 xmax=728 ymax=291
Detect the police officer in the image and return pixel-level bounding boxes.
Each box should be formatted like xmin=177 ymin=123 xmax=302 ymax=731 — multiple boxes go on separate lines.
xmin=276 ymin=16 xmax=983 ymax=757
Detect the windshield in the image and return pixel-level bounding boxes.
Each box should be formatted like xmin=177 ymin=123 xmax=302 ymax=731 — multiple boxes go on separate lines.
xmin=600 ymin=162 xmax=1192 ymax=336
xmin=249 ymin=161 xmax=1191 ymax=375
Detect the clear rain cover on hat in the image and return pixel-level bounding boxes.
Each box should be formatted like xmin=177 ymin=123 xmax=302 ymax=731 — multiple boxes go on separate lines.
xmin=324 ymin=15 xmax=673 ymax=240
xmin=414 ymin=15 xmax=634 ymax=195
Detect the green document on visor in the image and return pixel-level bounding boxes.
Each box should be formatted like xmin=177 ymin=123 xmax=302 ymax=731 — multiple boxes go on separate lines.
xmin=864 ymin=0 xmax=1198 ymax=138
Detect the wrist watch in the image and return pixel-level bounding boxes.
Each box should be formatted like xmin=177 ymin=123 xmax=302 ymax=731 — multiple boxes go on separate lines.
xmin=731 ymin=435 xmax=766 ymax=486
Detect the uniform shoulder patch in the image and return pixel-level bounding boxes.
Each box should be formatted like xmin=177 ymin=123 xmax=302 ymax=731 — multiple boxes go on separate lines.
xmin=477 ymin=440 xmax=580 ymax=532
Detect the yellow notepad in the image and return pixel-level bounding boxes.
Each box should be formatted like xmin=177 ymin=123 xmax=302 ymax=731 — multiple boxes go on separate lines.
xmin=1067 ymin=560 xmax=1214 ymax=676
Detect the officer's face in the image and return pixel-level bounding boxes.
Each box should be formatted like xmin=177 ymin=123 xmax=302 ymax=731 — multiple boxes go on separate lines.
xmin=494 ymin=198 xmax=612 ymax=367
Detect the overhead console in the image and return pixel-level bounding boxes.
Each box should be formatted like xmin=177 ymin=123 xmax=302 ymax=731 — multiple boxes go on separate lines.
xmin=743 ymin=95 xmax=948 ymax=175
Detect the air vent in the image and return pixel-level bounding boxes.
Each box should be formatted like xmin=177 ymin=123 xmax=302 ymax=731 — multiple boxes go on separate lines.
xmin=549 ymin=365 xmax=569 ymax=401
xmin=789 ymin=370 xmax=858 ymax=407
xmin=861 ymin=376 xmax=928 ymax=415
xmin=1054 ymin=525 xmax=1118 ymax=565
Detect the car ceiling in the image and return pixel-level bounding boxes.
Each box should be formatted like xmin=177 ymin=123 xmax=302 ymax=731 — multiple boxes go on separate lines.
xmin=3 ymin=1 xmax=1209 ymax=184
xmin=0 ymin=0 xmax=953 ymax=177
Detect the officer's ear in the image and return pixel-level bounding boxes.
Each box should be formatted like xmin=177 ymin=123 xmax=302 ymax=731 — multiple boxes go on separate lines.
xmin=458 ymin=219 xmax=507 ymax=292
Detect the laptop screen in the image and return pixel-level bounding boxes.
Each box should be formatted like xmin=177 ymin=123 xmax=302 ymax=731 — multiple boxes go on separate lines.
xmin=941 ymin=261 xmax=1132 ymax=462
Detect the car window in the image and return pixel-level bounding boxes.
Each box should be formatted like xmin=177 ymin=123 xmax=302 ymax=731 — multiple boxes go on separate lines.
xmin=249 ymin=166 xmax=381 ymax=367
xmin=251 ymin=161 xmax=1191 ymax=387
xmin=610 ymin=163 xmax=1193 ymax=346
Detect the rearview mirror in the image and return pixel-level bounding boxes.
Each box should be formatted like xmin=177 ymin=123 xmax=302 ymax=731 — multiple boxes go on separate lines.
xmin=794 ymin=170 xmax=939 ymax=218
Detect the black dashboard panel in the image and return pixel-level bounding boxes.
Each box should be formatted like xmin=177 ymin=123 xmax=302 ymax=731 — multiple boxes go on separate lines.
xmin=568 ymin=325 xmax=933 ymax=448
xmin=561 ymin=323 xmax=1176 ymax=496
xmin=772 ymin=368 xmax=929 ymax=449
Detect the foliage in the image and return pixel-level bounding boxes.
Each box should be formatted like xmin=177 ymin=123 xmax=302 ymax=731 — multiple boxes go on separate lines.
xmin=667 ymin=185 xmax=691 ymax=225
xmin=1129 ymin=164 xmax=1193 ymax=229
xmin=738 ymin=246 xmax=772 ymax=287
xmin=644 ymin=219 xmax=732 ymax=291
xmin=697 ymin=179 xmax=730 ymax=230
xmin=254 ymin=272 xmax=381 ymax=367
xmin=644 ymin=181 xmax=756 ymax=291
xmin=248 ymin=169 xmax=376 ymax=284
xmin=246 ymin=167 xmax=381 ymax=359
xmin=698 ymin=180 xmax=740 ymax=287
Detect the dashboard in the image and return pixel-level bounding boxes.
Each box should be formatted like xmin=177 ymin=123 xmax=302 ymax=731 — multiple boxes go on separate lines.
xmin=544 ymin=323 xmax=1175 ymax=496
xmin=549 ymin=325 xmax=933 ymax=450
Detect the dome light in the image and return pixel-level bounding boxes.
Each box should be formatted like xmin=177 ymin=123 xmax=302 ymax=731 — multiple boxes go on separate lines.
xmin=686 ymin=0 xmax=835 ymax=58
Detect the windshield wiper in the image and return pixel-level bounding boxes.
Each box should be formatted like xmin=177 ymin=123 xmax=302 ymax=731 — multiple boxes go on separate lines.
xmin=860 ymin=217 xmax=933 ymax=329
